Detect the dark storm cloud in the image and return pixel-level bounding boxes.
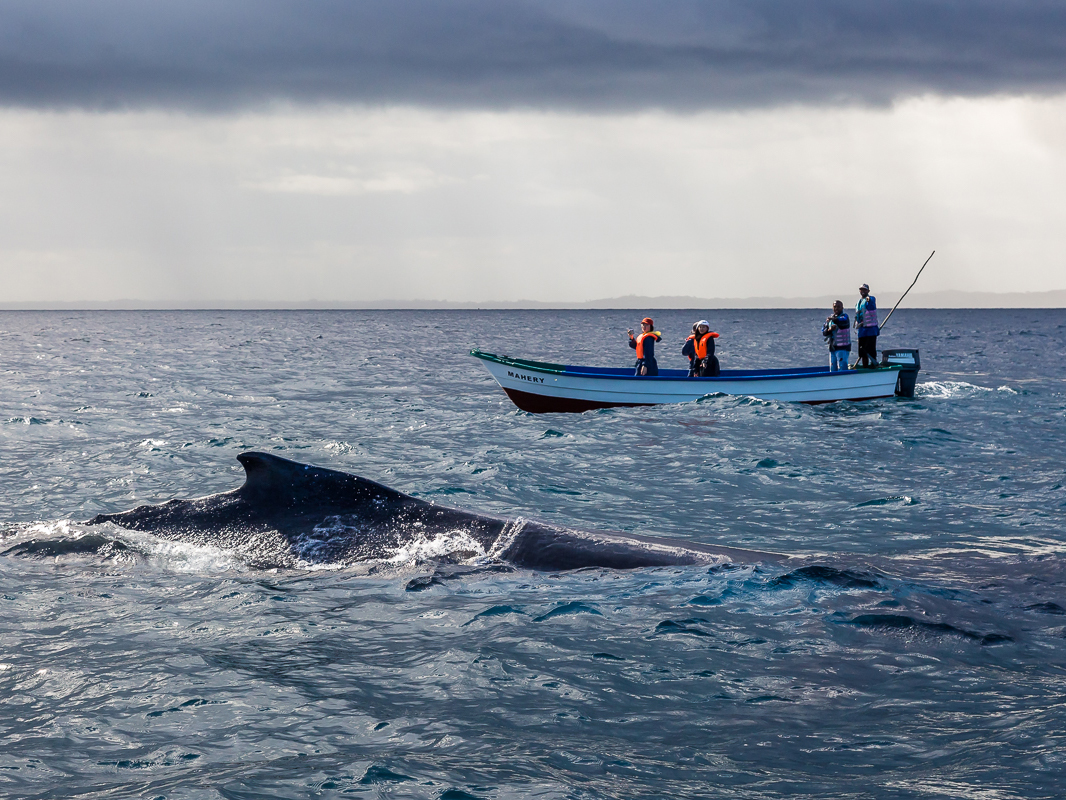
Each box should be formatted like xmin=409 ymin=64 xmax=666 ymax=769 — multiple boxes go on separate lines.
xmin=2 ymin=0 xmax=1066 ymax=110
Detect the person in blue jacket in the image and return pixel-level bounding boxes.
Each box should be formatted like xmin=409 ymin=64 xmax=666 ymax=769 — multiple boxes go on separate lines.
xmin=627 ymin=317 xmax=661 ymax=376
xmin=822 ymin=300 xmax=851 ymax=372
xmin=855 ymin=284 xmax=879 ymax=367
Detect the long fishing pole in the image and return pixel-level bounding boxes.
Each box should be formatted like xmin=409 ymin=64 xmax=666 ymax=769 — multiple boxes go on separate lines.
xmin=849 ymin=249 xmax=934 ymax=368
xmin=880 ymin=250 xmax=935 ymax=332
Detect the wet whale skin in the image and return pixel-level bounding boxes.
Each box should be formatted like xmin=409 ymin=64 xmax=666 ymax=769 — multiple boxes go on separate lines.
xmin=88 ymin=451 xmax=783 ymax=570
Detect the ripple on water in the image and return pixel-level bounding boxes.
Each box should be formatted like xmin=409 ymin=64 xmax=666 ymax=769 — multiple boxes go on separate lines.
xmin=1 ymin=308 xmax=1065 ymax=798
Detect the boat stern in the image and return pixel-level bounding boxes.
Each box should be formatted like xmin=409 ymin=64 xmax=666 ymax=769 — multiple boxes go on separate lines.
xmin=881 ymin=349 xmax=921 ymax=397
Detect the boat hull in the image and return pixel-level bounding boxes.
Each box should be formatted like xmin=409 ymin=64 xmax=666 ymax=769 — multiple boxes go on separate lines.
xmin=503 ymin=386 xmax=653 ymax=414
xmin=473 ymin=350 xmax=917 ymax=413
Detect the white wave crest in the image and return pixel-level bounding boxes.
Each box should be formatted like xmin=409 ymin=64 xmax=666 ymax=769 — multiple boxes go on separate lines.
xmin=5 ymin=521 xmax=247 ymax=573
xmin=916 ymin=381 xmax=1016 ymax=399
xmin=21 ymin=519 xmax=78 ymax=538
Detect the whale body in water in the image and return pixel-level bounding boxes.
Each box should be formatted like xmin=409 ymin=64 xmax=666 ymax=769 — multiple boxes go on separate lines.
xmin=86 ymin=451 xmax=784 ymax=570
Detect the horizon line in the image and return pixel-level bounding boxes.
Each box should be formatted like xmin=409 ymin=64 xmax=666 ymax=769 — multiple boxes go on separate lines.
xmin=3 ymin=288 xmax=1066 ymax=311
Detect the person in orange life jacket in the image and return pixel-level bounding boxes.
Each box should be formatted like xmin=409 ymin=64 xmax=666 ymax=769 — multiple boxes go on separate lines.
xmin=627 ymin=317 xmax=662 ymax=376
xmin=681 ymin=322 xmax=700 ymax=376
xmin=822 ymin=300 xmax=851 ymax=372
xmin=688 ymin=320 xmax=720 ymax=377
xmin=855 ymin=283 xmax=879 ymax=367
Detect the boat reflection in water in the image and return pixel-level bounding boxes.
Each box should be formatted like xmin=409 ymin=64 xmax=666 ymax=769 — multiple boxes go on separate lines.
xmin=472 ymin=349 xmax=920 ymax=413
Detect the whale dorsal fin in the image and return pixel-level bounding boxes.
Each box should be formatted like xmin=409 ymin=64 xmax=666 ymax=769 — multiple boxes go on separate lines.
xmin=236 ymin=451 xmax=406 ymax=505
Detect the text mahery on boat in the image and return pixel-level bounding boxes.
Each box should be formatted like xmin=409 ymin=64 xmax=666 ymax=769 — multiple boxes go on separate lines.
xmin=471 ymin=349 xmax=921 ymax=413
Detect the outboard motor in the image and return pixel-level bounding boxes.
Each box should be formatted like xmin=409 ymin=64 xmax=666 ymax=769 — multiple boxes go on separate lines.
xmin=881 ymin=348 xmax=920 ymax=398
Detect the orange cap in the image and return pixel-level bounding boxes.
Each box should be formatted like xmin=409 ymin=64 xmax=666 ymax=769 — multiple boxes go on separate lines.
xmin=641 ymin=317 xmax=654 ymax=326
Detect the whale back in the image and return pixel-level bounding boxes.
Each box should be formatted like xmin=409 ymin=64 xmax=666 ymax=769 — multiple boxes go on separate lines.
xmin=86 ymin=452 xmax=786 ymax=570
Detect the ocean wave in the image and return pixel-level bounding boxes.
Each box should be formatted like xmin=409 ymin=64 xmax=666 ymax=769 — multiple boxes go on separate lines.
xmin=842 ymin=613 xmax=1012 ymax=645
xmin=916 ymin=380 xmax=1017 ymax=399
xmin=2 ymin=521 xmax=248 ymax=573
xmin=766 ymin=565 xmax=882 ymax=590
xmin=2 ymin=523 xmax=145 ymax=564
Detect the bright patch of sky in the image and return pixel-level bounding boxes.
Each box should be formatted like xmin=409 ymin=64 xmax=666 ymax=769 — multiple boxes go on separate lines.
xmin=1 ymin=96 xmax=1065 ymax=303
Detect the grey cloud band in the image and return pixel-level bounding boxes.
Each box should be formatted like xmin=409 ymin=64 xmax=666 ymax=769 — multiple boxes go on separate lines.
xmin=2 ymin=0 xmax=1066 ymax=111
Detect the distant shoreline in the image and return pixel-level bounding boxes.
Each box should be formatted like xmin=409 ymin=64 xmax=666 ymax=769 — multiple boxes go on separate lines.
xmin=2 ymin=290 xmax=1065 ymax=311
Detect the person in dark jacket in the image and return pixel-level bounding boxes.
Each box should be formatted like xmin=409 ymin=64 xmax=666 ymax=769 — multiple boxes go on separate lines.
xmin=627 ymin=317 xmax=661 ymax=376
xmin=682 ymin=322 xmax=700 ymax=376
xmin=689 ymin=320 xmax=720 ymax=377
xmin=855 ymin=284 xmax=879 ymax=367
xmin=822 ymin=301 xmax=851 ymax=372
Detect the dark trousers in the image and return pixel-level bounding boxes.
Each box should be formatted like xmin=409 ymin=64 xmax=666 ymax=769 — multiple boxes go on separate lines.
xmin=696 ymin=355 xmax=720 ymax=377
xmin=634 ymin=358 xmax=658 ymax=376
xmin=857 ymin=336 xmax=877 ymax=367
xmin=687 ymin=356 xmax=719 ymax=377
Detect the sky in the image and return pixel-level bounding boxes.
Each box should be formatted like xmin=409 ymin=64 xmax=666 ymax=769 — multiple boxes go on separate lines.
xmin=2 ymin=1 xmax=1065 ymax=304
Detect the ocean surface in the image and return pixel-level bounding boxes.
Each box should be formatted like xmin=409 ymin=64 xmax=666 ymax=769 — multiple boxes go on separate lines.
xmin=1 ymin=308 xmax=1064 ymax=799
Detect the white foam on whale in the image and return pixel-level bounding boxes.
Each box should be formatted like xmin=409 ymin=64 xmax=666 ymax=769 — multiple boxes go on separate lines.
xmin=287 ymin=517 xmax=502 ymax=571
xmin=127 ymin=530 xmax=249 ymax=573
xmin=486 ymin=518 xmax=529 ymax=562
xmin=382 ymin=528 xmax=489 ymax=566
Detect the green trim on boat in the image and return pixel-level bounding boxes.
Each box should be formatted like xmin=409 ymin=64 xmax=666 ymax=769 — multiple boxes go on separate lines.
xmin=470 ymin=349 xmax=566 ymax=374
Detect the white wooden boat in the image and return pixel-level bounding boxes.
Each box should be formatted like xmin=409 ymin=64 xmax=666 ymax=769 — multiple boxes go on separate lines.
xmin=472 ymin=349 xmax=921 ymax=413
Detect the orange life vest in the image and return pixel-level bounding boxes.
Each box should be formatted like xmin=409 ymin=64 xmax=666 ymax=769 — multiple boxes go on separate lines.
xmin=634 ymin=331 xmax=661 ymax=359
xmin=694 ymin=331 xmax=719 ymax=359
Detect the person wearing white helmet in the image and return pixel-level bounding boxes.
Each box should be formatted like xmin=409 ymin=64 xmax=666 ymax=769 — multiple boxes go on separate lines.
xmin=683 ymin=319 xmax=720 ymax=377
